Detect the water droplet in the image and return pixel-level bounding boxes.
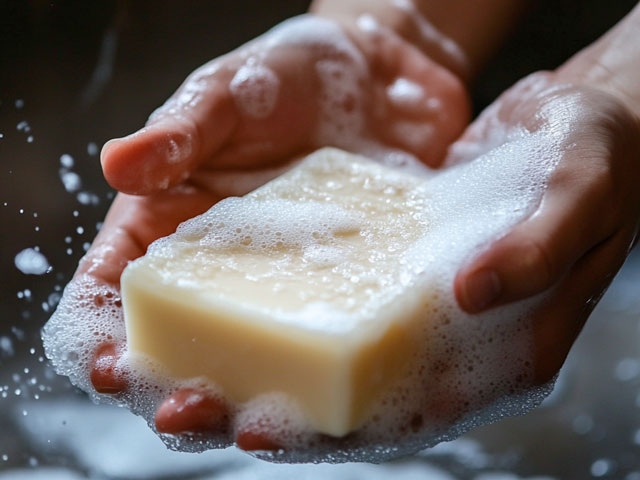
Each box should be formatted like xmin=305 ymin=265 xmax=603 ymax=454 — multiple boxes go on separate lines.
xmin=0 ymin=337 xmax=14 ymax=357
xmin=87 ymin=142 xmax=98 ymax=156
xmin=60 ymin=171 xmax=81 ymax=192
xmin=572 ymin=414 xmax=594 ymax=435
xmin=60 ymin=154 xmax=74 ymax=168
xmin=614 ymin=358 xmax=640 ymax=381
xmin=14 ymin=248 xmax=51 ymax=275
xmin=591 ymin=458 xmax=614 ymax=477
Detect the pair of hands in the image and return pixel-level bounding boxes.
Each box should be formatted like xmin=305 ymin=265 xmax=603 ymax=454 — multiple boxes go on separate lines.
xmin=79 ymin=9 xmax=639 ymax=450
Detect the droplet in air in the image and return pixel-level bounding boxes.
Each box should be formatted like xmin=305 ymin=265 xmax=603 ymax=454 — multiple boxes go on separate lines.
xmin=60 ymin=171 xmax=81 ymax=193
xmin=14 ymin=248 xmax=51 ymax=275
xmin=87 ymin=142 xmax=99 ymax=156
xmin=60 ymin=154 xmax=74 ymax=168
xmin=591 ymin=458 xmax=614 ymax=477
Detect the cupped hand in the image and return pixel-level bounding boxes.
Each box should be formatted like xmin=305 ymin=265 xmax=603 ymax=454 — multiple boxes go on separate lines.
xmin=78 ymin=14 xmax=470 ymax=450
xmin=452 ymin=71 xmax=640 ymax=384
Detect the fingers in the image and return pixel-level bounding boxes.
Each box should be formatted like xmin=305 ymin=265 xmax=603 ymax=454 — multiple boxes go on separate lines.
xmin=90 ymin=343 xmax=128 ymax=394
xmin=153 ymin=387 xmax=282 ymax=451
xmin=155 ymin=388 xmax=229 ymax=435
xmin=532 ymin=229 xmax=632 ymax=383
xmin=235 ymin=430 xmax=282 ymax=452
xmin=101 ymin=69 xmax=238 ymax=195
xmin=455 ymin=160 xmax=618 ymax=313
xmin=359 ymin=22 xmax=469 ymax=167
xmin=82 ymin=188 xmax=220 ymax=395
xmin=77 ymin=186 xmax=220 ymax=285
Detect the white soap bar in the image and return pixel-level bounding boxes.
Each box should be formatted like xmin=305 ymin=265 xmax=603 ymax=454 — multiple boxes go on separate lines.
xmin=121 ymin=147 xmax=434 ymax=437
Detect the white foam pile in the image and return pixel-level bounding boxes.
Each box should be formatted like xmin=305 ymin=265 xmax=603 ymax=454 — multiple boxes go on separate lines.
xmin=43 ymin=15 xmax=569 ymax=463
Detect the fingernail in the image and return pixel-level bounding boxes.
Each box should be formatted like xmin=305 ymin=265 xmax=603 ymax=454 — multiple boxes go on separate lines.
xmin=464 ymin=269 xmax=501 ymax=312
xmin=100 ymin=138 xmax=124 ymax=166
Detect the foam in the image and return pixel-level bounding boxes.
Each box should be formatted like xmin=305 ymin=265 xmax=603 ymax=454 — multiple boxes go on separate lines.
xmin=42 ymin=276 xmax=126 ymax=394
xmin=166 ymin=197 xmax=362 ymax=256
xmin=391 ymin=121 xmax=434 ymax=151
xmin=387 ymin=78 xmax=425 ymax=109
xmin=43 ymin=15 xmax=568 ymax=463
xmin=229 ymin=62 xmax=280 ymax=119
xmin=356 ymin=14 xmax=380 ymax=33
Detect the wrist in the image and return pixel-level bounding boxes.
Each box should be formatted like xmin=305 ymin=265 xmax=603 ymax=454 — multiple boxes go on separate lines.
xmin=556 ymin=2 xmax=640 ymax=117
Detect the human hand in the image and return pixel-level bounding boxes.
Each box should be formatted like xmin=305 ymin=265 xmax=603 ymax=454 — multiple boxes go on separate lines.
xmin=452 ymin=71 xmax=640 ymax=384
xmin=71 ymin=13 xmax=470 ymax=450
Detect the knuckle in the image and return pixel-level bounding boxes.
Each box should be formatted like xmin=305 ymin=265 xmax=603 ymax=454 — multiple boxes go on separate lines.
xmin=519 ymin=238 xmax=556 ymax=290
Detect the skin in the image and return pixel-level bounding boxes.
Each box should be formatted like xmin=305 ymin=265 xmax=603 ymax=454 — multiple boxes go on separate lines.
xmin=450 ymin=72 xmax=640 ymax=382
xmin=81 ymin=0 xmax=640 ymax=451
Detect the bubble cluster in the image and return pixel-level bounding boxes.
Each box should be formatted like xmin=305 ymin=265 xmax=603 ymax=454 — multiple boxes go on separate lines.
xmin=387 ymin=78 xmax=425 ymax=109
xmin=42 ymin=277 xmax=125 ymax=394
xmin=170 ymin=197 xmax=362 ymax=256
xmin=229 ymin=61 xmax=280 ymax=119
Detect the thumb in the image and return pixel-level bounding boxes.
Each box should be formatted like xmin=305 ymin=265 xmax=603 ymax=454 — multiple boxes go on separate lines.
xmin=101 ymin=70 xmax=237 ymax=195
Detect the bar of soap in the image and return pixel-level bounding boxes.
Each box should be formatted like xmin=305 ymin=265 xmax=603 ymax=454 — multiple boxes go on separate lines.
xmin=121 ymin=148 xmax=434 ymax=437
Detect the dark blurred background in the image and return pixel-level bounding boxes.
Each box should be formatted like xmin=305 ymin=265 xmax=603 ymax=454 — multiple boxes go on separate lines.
xmin=1 ymin=1 xmax=638 ymax=479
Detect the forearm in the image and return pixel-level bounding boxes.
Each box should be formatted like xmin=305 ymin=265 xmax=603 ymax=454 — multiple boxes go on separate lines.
xmin=311 ymin=0 xmax=529 ymax=81
xmin=558 ymin=2 xmax=640 ymax=116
